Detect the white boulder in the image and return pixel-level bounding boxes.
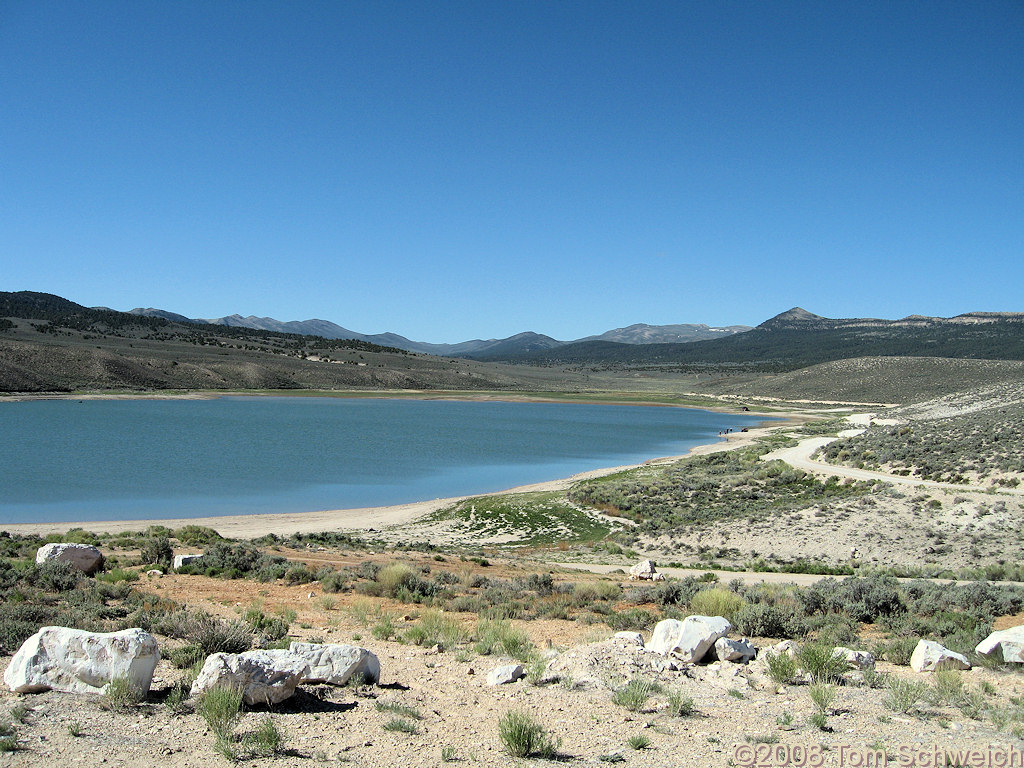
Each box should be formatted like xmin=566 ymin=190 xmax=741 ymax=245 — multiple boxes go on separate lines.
xmin=648 ymin=616 xmax=732 ymax=663
xmin=910 ymin=640 xmax=971 ymax=673
xmin=714 ymin=637 xmax=756 ymax=663
xmin=770 ymin=640 xmax=801 ymax=659
xmin=629 ymin=560 xmax=658 ymax=580
xmin=4 ymin=627 xmax=159 ymax=695
xmin=173 ymin=554 xmax=204 ymax=570
xmin=35 ymin=543 xmax=104 ymax=574
xmin=288 ymin=642 xmax=380 ymax=685
xmin=486 ymin=664 xmax=525 ymax=686
xmin=976 ymin=626 xmax=1024 ymax=663
xmin=833 ymin=647 xmax=875 ymax=671
xmin=190 ymin=650 xmax=310 ymax=706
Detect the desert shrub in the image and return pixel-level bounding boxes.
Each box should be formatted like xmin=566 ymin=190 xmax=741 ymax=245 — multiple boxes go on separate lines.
xmin=197 ymin=685 xmax=243 ymax=741
xmin=320 ymin=571 xmax=350 ymax=593
xmin=25 ymin=560 xmax=81 ymax=592
xmin=153 ymin=609 xmax=253 ymax=655
xmin=99 ymin=676 xmax=145 ymax=712
xmin=139 ymin=536 xmax=173 ymax=569
xmin=603 ymin=608 xmax=658 ymax=631
xmin=883 ymin=677 xmax=926 ymax=713
xmin=800 ymin=575 xmax=905 ymax=623
xmin=282 ymin=565 xmax=316 ymax=585
xmin=689 ymin=588 xmax=746 ymax=622
xmin=174 ymin=525 xmax=223 ymax=546
xmin=475 ymin=619 xmax=534 ymax=661
xmin=797 ymin=642 xmax=848 ymax=684
xmin=240 ymin=608 xmax=289 ymax=643
xmin=654 ymin=577 xmax=703 ymax=607
xmin=808 ymin=613 xmax=860 ymax=647
xmin=612 ymin=677 xmax=660 ymax=711
xmin=733 ymin=603 xmax=808 ymax=639
xmin=168 ymin=644 xmax=205 ymax=669
xmin=498 ymin=710 xmax=560 ymax=758
xmin=95 ymin=568 xmax=139 ymax=584
xmin=405 ymin=609 xmax=468 ymax=650
xmin=572 ymin=581 xmax=620 ymax=606
xmin=240 ymin=717 xmax=286 ymax=758
xmin=875 ymin=636 xmax=919 ymax=666
xmin=764 ymin=651 xmax=798 ymax=686
xmin=377 ymin=563 xmax=416 ymax=596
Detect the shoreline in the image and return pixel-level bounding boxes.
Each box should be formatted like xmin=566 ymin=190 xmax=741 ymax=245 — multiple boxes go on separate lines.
xmin=0 ymin=413 xmax=800 ymax=538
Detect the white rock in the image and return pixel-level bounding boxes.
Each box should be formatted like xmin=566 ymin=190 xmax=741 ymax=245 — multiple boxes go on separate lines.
xmin=976 ymin=626 xmax=1024 ymax=663
xmin=288 ymin=642 xmax=380 ymax=685
xmin=146 ymin=569 xmax=163 ymax=577
xmin=770 ymin=640 xmax=801 ymax=659
xmin=648 ymin=616 xmax=732 ymax=663
xmin=613 ymin=632 xmax=645 ymax=647
xmin=910 ymin=640 xmax=971 ymax=673
xmin=173 ymin=554 xmax=203 ymax=570
xmin=714 ymin=637 xmax=756 ymax=663
xmin=629 ymin=560 xmax=658 ymax=580
xmin=35 ymin=543 xmax=104 ymax=574
xmin=190 ymin=650 xmax=310 ymax=706
xmin=833 ymin=647 xmax=875 ymax=671
xmin=4 ymin=627 xmax=159 ymax=695
xmin=651 ymin=573 xmax=666 ymax=582
xmin=486 ymin=664 xmax=525 ymax=686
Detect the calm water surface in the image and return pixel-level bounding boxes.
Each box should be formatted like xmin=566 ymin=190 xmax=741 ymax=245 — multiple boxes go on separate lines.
xmin=0 ymin=397 xmax=757 ymax=523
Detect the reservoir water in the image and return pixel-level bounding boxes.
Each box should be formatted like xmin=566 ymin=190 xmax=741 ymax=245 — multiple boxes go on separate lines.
xmin=0 ymin=397 xmax=756 ymax=523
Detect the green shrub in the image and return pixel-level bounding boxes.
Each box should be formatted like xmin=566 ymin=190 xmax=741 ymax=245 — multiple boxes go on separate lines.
xmin=197 ymin=685 xmax=243 ymax=741
xmin=474 ymin=619 xmax=534 ymax=661
xmin=611 ymin=677 xmax=660 ymax=712
xmin=240 ymin=717 xmax=286 ymax=757
xmin=764 ymin=651 xmax=798 ymax=686
xmin=168 ymin=644 xmax=205 ymax=669
xmin=99 ymin=676 xmax=145 ymax=712
xmin=797 ymin=642 xmax=847 ymax=684
xmin=383 ymin=717 xmax=419 ymax=734
xmin=139 ymin=536 xmax=173 ymax=569
xmin=883 ymin=677 xmax=925 ymax=714
xmin=689 ymin=588 xmax=746 ymax=622
xmin=733 ymin=603 xmax=807 ymax=639
xmin=497 ymin=710 xmax=560 ymax=758
xmin=404 ymin=609 xmax=468 ymax=650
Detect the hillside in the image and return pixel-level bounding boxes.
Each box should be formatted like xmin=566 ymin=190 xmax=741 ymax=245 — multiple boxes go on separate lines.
xmin=477 ymin=307 xmax=1024 ymax=371
xmin=0 ymin=292 xmax=585 ymax=394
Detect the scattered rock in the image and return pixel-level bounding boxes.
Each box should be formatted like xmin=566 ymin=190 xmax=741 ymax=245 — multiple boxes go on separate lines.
xmin=910 ymin=640 xmax=971 ymax=673
xmin=769 ymin=640 xmax=801 ymax=659
xmin=714 ymin=637 xmax=756 ymax=663
xmin=648 ymin=616 xmax=732 ymax=663
xmin=190 ymin=650 xmax=310 ymax=706
xmin=35 ymin=543 xmax=104 ymax=575
xmin=486 ymin=664 xmax=525 ymax=686
xmin=288 ymin=642 xmax=381 ymax=685
xmin=172 ymin=554 xmax=203 ymax=570
xmin=629 ymin=560 xmax=658 ymax=580
xmin=613 ymin=632 xmax=645 ymax=647
xmin=4 ymin=627 xmax=159 ymax=695
xmin=976 ymin=626 xmax=1024 ymax=663
xmin=833 ymin=647 xmax=875 ymax=671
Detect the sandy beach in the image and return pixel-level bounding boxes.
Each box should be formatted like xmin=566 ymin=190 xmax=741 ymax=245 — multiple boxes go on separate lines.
xmin=0 ymin=412 xmax=797 ymax=539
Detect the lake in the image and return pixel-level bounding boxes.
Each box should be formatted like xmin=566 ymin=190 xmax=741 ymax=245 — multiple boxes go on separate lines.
xmin=0 ymin=396 xmax=757 ymax=523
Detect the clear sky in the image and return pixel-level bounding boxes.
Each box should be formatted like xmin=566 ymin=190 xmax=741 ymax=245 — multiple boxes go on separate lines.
xmin=2 ymin=2 xmax=1021 ymax=342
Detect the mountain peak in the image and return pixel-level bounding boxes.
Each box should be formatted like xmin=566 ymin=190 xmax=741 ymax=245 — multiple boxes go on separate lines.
xmin=758 ymin=307 xmax=827 ymax=329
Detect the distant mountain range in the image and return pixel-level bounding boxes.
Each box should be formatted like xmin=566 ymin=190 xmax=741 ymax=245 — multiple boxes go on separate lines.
xmin=483 ymin=306 xmax=1024 ymax=369
xmin=127 ymin=308 xmax=751 ymax=357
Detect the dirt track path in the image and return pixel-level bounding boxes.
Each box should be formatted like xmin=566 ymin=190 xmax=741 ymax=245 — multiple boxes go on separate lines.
xmin=762 ymin=435 xmax=1024 ymax=495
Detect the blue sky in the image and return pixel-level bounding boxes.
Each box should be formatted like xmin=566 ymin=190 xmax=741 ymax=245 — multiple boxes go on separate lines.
xmin=2 ymin=2 xmax=1021 ymax=342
